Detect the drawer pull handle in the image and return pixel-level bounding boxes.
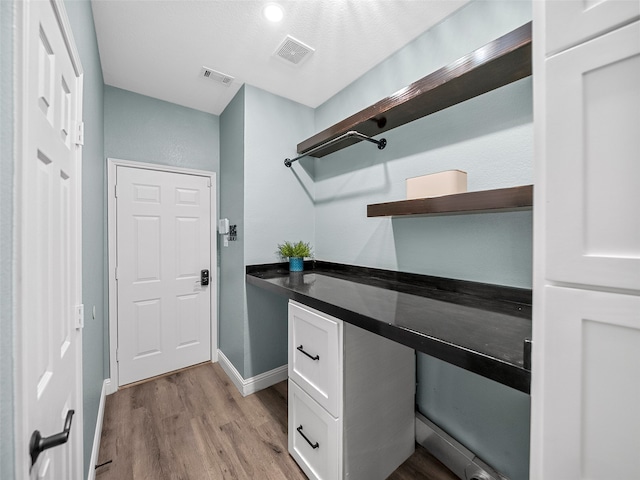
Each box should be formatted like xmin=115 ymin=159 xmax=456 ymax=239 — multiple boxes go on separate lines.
xmin=297 ymin=425 xmax=319 ymax=449
xmin=297 ymin=345 xmax=320 ymax=361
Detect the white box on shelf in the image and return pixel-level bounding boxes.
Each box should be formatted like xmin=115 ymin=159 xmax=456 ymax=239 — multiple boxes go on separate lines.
xmin=406 ymin=170 xmax=467 ymax=199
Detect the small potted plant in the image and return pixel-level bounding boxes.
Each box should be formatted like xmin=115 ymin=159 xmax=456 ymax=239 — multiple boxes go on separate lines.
xmin=277 ymin=240 xmax=313 ymax=272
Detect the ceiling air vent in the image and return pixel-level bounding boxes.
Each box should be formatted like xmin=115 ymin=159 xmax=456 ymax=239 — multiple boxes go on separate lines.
xmin=274 ymin=35 xmax=315 ymax=65
xmin=200 ymin=67 xmax=234 ymax=86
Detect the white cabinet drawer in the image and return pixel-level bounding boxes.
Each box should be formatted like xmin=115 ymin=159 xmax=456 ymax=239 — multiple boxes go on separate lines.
xmin=289 ymin=301 xmax=342 ymax=417
xmin=289 ymin=379 xmax=341 ymax=480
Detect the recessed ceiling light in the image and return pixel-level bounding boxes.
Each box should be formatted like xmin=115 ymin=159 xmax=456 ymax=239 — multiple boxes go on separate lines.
xmin=263 ymin=3 xmax=284 ymax=23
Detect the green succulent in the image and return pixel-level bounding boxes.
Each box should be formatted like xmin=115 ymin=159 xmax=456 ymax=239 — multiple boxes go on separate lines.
xmin=276 ymin=241 xmax=313 ymax=259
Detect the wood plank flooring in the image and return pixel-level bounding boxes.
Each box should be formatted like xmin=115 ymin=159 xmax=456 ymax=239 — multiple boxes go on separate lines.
xmin=96 ymin=363 xmax=458 ymax=480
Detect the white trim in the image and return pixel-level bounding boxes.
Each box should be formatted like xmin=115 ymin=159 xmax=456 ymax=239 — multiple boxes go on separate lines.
xmin=50 ymin=0 xmax=83 ymax=76
xmin=87 ymin=379 xmax=109 ymax=480
xmin=107 ymin=158 xmax=218 ymax=391
xmin=14 ymin=2 xmax=27 ymax=476
xmin=216 ymin=350 xmax=288 ymax=397
xmin=105 ymin=376 xmax=117 ymax=396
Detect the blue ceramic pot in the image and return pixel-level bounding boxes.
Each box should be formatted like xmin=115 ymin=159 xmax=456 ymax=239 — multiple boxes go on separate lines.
xmin=289 ymin=257 xmax=304 ymax=272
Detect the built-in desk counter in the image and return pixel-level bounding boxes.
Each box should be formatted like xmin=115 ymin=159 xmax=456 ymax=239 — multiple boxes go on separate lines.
xmin=246 ymin=261 xmax=531 ymax=394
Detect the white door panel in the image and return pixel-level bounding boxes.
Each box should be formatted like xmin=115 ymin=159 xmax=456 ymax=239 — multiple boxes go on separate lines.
xmin=18 ymin=0 xmax=84 ymax=477
xmin=116 ymin=166 xmax=212 ymax=386
xmin=541 ymin=287 xmax=640 ymax=479
xmin=545 ymin=22 xmax=640 ymax=291
xmin=546 ymin=0 xmax=639 ymax=54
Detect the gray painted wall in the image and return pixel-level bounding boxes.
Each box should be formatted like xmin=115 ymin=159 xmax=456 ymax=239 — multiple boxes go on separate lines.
xmin=63 ymin=0 xmax=106 ymax=475
xmin=219 ymin=85 xmax=315 ymax=379
xmin=418 ymin=355 xmax=531 ymax=479
xmin=219 ymin=86 xmax=247 ymax=376
xmin=243 ymin=85 xmax=314 ymax=377
xmin=243 ymin=85 xmax=315 ymax=266
xmin=104 ymin=85 xmax=220 ymax=173
xmin=312 ymin=1 xmax=532 ymax=479
xmin=0 ymin=1 xmax=15 ymax=477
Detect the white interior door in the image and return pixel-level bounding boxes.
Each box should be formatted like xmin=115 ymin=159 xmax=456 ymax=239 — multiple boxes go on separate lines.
xmin=116 ymin=166 xmax=212 ymax=386
xmin=17 ymin=0 xmax=84 ymax=478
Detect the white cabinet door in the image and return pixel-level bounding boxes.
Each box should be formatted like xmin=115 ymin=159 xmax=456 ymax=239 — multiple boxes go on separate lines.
xmin=116 ymin=166 xmax=212 ymax=385
xmin=545 ymin=21 xmax=640 ymax=291
xmin=546 ymin=0 xmax=639 ymax=54
xmin=539 ymin=286 xmax=640 ymax=479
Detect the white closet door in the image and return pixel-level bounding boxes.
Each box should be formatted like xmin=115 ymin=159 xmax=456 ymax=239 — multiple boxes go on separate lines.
xmin=19 ymin=0 xmax=84 ymax=477
xmin=545 ymin=21 xmax=640 ymax=291
xmin=116 ymin=166 xmax=212 ymax=385
xmin=546 ymin=0 xmax=639 ymax=54
xmin=540 ymin=286 xmax=640 ymax=479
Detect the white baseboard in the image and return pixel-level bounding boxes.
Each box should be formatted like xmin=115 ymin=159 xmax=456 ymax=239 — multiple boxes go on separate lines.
xmin=87 ymin=379 xmax=109 ymax=480
xmin=216 ymin=349 xmax=288 ymax=397
xmin=105 ymin=376 xmax=117 ymax=395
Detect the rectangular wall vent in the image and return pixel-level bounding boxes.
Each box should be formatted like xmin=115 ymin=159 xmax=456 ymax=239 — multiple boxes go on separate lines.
xmin=200 ymin=66 xmax=234 ymax=86
xmin=274 ymin=35 xmax=315 ymax=65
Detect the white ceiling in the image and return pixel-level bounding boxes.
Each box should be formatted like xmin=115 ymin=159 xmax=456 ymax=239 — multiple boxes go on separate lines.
xmin=91 ymin=0 xmax=470 ymax=116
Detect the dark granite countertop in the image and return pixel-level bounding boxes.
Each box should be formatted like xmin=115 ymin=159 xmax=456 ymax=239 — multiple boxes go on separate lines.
xmin=246 ymin=261 xmax=532 ymax=393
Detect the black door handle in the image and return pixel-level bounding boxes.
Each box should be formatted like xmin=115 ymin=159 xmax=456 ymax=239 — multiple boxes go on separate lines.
xmin=30 ymin=409 xmax=75 ymax=468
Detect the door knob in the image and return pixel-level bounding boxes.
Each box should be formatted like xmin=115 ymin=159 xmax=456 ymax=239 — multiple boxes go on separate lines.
xmin=29 ymin=409 xmax=75 ymax=468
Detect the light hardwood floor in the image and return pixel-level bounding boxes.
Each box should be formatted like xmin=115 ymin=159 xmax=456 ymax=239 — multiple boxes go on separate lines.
xmin=96 ymin=363 xmax=458 ymax=480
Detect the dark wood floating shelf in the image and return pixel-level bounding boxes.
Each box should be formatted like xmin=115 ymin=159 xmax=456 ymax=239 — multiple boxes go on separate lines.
xmin=297 ymin=21 xmax=532 ymax=158
xmin=367 ymin=185 xmax=533 ymax=217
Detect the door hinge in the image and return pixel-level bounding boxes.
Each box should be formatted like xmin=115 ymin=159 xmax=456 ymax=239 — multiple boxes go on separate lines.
xmin=114 ymin=184 xmax=119 ymax=198
xmin=116 ymin=349 xmax=119 ymax=362
xmin=115 ymin=266 xmax=119 ymax=280
xmin=207 ymin=179 xmax=212 ymax=187
xmin=75 ymin=304 xmax=84 ymax=329
xmin=74 ymin=121 xmax=85 ymax=146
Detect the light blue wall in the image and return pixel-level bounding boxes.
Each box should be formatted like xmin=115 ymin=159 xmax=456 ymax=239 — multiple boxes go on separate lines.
xmin=219 ymin=86 xmax=247 ymax=376
xmin=315 ymin=1 xmax=532 ymax=133
xmin=243 ymin=85 xmax=315 ymax=266
xmin=0 ymin=1 xmax=15 ymax=477
xmin=63 ymin=0 xmax=106 ymax=476
xmin=312 ymin=1 xmax=532 ymax=479
xmin=243 ymin=85 xmax=315 ymax=377
xmin=104 ymin=85 xmax=220 ymax=173
xmin=418 ymin=355 xmax=531 ymax=479
xmin=219 ymin=85 xmax=315 ymax=378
